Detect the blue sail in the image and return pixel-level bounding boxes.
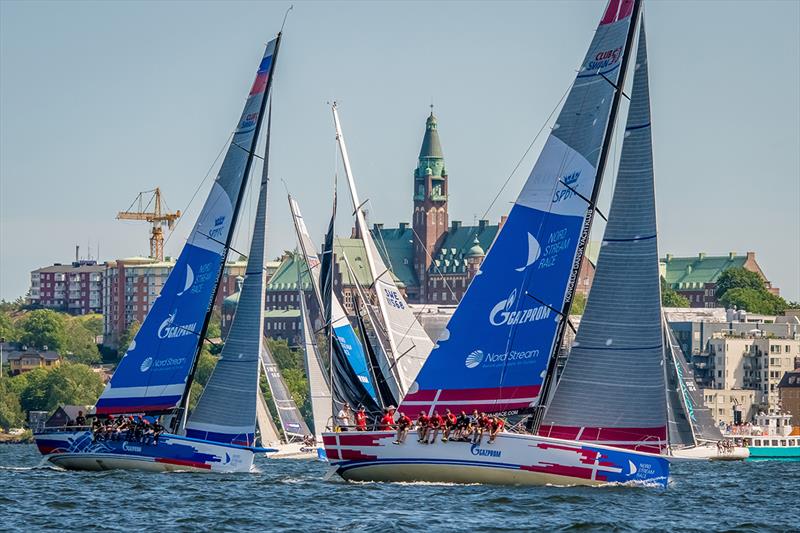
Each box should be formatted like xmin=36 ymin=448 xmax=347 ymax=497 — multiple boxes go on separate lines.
xmin=400 ymin=0 xmax=637 ymax=416
xmin=96 ymin=39 xmax=279 ymax=415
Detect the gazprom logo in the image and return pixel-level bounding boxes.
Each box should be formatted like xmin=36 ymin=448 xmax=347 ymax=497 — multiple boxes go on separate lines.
xmin=465 ymin=350 xmax=484 ymax=369
xmin=470 ymin=443 xmax=501 ymax=458
xmin=157 ymin=311 xmax=197 ymax=340
xmin=140 ymin=357 xmax=153 ymax=372
xmin=489 ymin=289 xmax=551 ymax=327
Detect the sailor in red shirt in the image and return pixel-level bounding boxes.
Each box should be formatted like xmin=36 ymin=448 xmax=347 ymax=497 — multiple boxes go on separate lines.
xmin=416 ymin=411 xmax=430 ymax=443
xmin=442 ymin=408 xmax=458 ymax=442
xmin=488 ymin=415 xmax=505 ymax=444
xmin=427 ymin=410 xmax=445 ymax=444
xmin=472 ymin=412 xmax=489 ymax=445
xmin=378 ymin=408 xmax=395 ymax=430
xmin=355 ymin=406 xmax=367 ymax=431
xmin=393 ymin=411 xmax=413 ymax=444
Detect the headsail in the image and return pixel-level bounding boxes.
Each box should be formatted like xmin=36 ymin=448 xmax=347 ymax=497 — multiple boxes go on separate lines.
xmin=539 ymin=20 xmax=669 ymax=454
xmin=96 ymin=38 xmax=280 ymax=416
xmin=400 ymin=0 xmax=639 ymax=415
xmin=259 ymin=338 xmax=311 ymax=441
xmin=256 ymin=383 xmax=282 ymax=446
xmin=289 ymin=196 xmax=381 ymax=412
xmin=332 ymin=105 xmax=435 ymax=402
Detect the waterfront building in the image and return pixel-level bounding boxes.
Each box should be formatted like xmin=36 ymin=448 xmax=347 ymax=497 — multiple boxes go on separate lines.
xmin=660 ymin=251 xmax=779 ymax=308
xmin=0 ymin=342 xmax=61 ymax=376
xmin=778 ymin=370 xmax=800 ymax=427
xmin=28 ymin=260 xmax=105 ymax=315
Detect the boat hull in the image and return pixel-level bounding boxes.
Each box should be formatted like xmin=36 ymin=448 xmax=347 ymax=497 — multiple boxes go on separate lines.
xmin=669 ymin=444 xmax=749 ymax=462
xmin=322 ymin=430 xmax=670 ymax=487
xmin=35 ymin=430 xmax=255 ymax=473
xmin=265 ymin=441 xmax=327 ymax=461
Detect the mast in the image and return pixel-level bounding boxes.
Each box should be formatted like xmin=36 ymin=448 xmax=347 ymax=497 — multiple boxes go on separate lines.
xmin=534 ymin=1 xmax=642 ymax=425
xmin=178 ymin=33 xmax=283 ymax=423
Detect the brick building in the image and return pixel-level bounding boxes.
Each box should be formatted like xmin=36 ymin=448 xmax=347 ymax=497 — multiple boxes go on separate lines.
xmin=778 ymin=370 xmax=800 ymax=427
xmin=29 ymin=260 xmax=105 ymax=315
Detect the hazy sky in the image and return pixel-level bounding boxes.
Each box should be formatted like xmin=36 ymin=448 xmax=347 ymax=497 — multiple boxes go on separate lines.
xmin=1 ymin=0 xmax=798 ymax=302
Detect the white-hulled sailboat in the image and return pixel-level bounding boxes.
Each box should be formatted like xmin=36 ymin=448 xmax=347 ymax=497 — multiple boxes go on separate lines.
xmin=323 ymin=0 xmax=673 ymax=487
xmin=34 ymin=34 xmax=283 ymax=473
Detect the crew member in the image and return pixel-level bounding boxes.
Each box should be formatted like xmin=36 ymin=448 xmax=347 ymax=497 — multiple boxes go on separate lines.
xmin=442 ymin=409 xmax=458 ymax=442
xmin=75 ymin=410 xmax=86 ymax=427
xmin=336 ymin=403 xmax=353 ymax=431
xmin=472 ymin=412 xmax=489 ymax=445
xmin=355 ymin=406 xmax=367 ymax=431
xmin=379 ymin=408 xmax=395 ymax=431
xmin=488 ymin=416 xmax=505 ymax=444
xmin=393 ymin=411 xmax=413 ymax=444
xmin=427 ymin=410 xmax=444 ymax=444
xmin=456 ymin=411 xmax=470 ymax=441
xmin=416 ymin=411 xmax=430 ymax=443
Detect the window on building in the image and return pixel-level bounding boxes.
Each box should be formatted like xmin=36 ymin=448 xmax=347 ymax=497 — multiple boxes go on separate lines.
xmin=432 ymin=292 xmax=437 ymax=302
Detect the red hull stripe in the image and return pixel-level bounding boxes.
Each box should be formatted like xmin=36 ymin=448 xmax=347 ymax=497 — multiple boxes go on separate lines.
xmin=154 ymin=457 xmax=212 ymax=470
xmin=401 ymin=386 xmax=540 ymax=414
xmin=538 ymin=424 xmax=667 ymax=453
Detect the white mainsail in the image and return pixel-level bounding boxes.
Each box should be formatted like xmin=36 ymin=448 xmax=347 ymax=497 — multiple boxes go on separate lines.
xmin=332 ymin=104 xmax=435 ymax=402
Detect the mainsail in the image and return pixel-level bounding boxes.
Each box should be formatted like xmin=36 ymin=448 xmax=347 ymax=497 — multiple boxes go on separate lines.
xmin=400 ymin=0 xmax=639 ymax=415
xmin=539 ymin=20 xmax=669 ymax=454
xmin=96 ymin=37 xmax=280 ymax=416
xmin=332 ymin=105 xmax=435 ymax=403
xmin=288 ymin=196 xmax=381 ymax=412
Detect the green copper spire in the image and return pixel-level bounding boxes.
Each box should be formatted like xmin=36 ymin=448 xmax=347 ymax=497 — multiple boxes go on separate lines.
xmin=416 ymin=107 xmax=445 ymax=179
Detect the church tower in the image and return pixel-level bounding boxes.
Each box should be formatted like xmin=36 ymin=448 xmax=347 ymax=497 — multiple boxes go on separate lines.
xmin=412 ymin=108 xmax=448 ymax=301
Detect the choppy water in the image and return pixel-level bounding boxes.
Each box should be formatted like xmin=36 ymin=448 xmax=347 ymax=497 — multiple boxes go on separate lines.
xmin=1 ymin=445 xmax=798 ymax=532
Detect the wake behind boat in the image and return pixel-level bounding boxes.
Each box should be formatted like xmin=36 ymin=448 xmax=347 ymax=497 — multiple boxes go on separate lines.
xmin=34 ymin=33 xmax=284 ymax=473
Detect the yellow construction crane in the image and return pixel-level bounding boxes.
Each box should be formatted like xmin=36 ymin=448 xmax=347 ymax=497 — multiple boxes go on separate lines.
xmin=117 ymin=188 xmax=181 ymax=261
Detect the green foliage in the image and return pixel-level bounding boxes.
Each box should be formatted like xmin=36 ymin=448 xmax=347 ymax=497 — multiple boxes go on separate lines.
xmin=715 ymin=267 xmax=766 ymax=299
xmin=661 ymin=277 xmax=690 ymax=307
xmin=62 ymin=318 xmax=101 ymax=365
xmin=0 ymin=380 xmax=24 ymax=431
xmin=188 ymin=381 xmax=205 ymax=412
xmin=75 ymin=314 xmax=103 ymax=337
xmin=267 ymin=338 xmax=301 ymax=370
xmin=193 ymin=349 xmax=219 ymax=387
xmin=0 ymin=310 xmax=20 ymax=342
xmin=118 ymin=320 xmax=141 ymax=354
xmin=570 ymin=292 xmax=587 ymax=315
xmin=715 ymin=267 xmax=789 ymax=314
xmin=19 ymin=309 xmax=66 ymax=351
xmin=206 ymin=310 xmax=222 ymax=340
xmin=719 ymin=287 xmax=788 ymax=315
xmin=13 ymin=364 xmax=103 ymax=414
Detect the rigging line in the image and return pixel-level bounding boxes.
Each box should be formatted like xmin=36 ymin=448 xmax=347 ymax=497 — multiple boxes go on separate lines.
xmin=163 ymin=131 xmax=234 ymax=249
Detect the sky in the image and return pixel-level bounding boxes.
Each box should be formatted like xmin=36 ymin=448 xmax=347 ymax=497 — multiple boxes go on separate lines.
xmin=1 ymin=0 xmax=798 ymax=302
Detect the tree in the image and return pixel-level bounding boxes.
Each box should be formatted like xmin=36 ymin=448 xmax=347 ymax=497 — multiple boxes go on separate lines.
xmin=118 ymin=320 xmax=141 ymax=354
xmin=661 ymin=277 xmax=690 ymax=307
xmin=41 ymin=364 xmax=104 ymax=412
xmin=715 ymin=267 xmax=766 ymax=299
xmin=62 ymin=318 xmax=101 ymax=365
xmin=570 ymin=293 xmax=587 ymax=315
xmin=720 ymin=288 xmax=788 ymax=315
xmin=18 ymin=309 xmax=66 ymax=351
xmin=0 ymin=380 xmax=24 ymax=431
xmin=0 ymin=310 xmax=19 ymax=342
xmin=15 ymin=368 xmax=50 ymax=412
xmin=193 ymin=349 xmax=219 ymax=387
xmin=267 ymin=338 xmax=301 ymax=371
xmin=206 ymin=310 xmax=222 ymax=340
xmin=76 ymin=314 xmax=103 ymax=337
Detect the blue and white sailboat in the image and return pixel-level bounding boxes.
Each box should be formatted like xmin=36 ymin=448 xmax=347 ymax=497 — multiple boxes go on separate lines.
xmin=34 ymin=35 xmax=283 ymax=473
xmin=324 ymin=0 xmax=671 ymax=487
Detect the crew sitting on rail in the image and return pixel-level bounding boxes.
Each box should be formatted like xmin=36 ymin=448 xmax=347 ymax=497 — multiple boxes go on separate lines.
xmin=487 ymin=416 xmax=505 ymax=444
xmin=355 ymin=406 xmax=367 ymax=431
xmin=472 ymin=412 xmax=489 ymax=445
xmin=442 ymin=409 xmax=458 ymax=442
xmin=379 ymin=408 xmax=395 ymax=431
xmin=426 ymin=410 xmax=444 ymax=444
xmin=416 ymin=411 xmax=430 ymax=443
xmin=455 ymin=410 xmax=470 ymax=441
xmin=393 ymin=411 xmax=413 ymax=444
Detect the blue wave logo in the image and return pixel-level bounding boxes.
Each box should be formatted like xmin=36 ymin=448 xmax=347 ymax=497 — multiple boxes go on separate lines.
xmin=465 ymin=350 xmax=484 ymax=369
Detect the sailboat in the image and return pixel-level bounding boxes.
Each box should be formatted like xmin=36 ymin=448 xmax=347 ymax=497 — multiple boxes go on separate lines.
xmin=332 ymin=104 xmax=436 ymax=406
xmin=323 ymin=0 xmax=673 ymax=487
xmin=34 ymin=34 xmax=283 ymax=473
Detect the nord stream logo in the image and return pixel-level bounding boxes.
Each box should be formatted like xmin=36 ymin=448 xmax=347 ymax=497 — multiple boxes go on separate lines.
xmin=489 ymin=289 xmax=551 ymax=327
xmin=157 ymin=311 xmax=197 ymax=340
xmin=471 ymin=443 xmax=501 ymax=458
xmin=464 ymin=350 xmax=484 ymax=369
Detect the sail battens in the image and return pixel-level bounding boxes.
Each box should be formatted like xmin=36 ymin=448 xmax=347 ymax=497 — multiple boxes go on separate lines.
xmin=540 ymin=20 xmax=669 ymax=451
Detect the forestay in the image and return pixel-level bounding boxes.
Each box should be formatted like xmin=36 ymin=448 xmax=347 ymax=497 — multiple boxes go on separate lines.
xmin=539 ymin=21 xmax=669 ymax=454
xmin=401 ymin=0 xmax=638 ymax=415
xmin=96 ymin=39 xmax=279 ymax=416
xmin=333 ymin=105 xmax=435 ymax=403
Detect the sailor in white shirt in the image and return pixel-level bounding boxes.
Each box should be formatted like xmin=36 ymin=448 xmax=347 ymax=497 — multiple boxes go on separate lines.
xmin=336 ymin=403 xmax=353 ymax=430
